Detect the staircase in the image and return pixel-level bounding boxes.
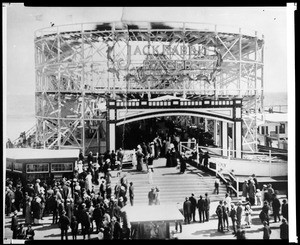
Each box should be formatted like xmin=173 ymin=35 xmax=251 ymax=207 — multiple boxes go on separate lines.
xmin=105 ymin=158 xmax=234 ymax=206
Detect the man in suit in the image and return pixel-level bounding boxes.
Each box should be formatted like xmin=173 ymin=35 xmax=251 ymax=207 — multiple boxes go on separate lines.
xmin=62 ymin=181 xmax=71 ymax=208
xmin=189 ymin=193 xmax=197 ymax=222
xmin=129 ymin=182 xmax=134 ymax=206
xmin=261 ymin=201 xmax=271 ymax=225
xmin=272 ymin=194 xmax=281 ymax=223
xmin=197 ymin=195 xmax=205 ymax=223
xmin=204 ymin=193 xmax=211 ymax=221
xmin=280 ymin=218 xmax=288 ymax=240
xmin=229 ymin=203 xmax=237 ymax=234
xmin=11 ymin=210 xmax=19 ymax=239
xmin=59 ymin=210 xmax=70 ymax=240
xmin=263 ymin=220 xmax=272 ymax=239
xmin=183 ymin=197 xmax=191 ymax=224
xmin=148 ymin=188 xmax=156 ymax=206
xmin=236 ymin=201 xmax=243 ymax=229
xmin=281 ymin=199 xmax=288 ymax=221
xmin=216 ymin=201 xmax=224 ymax=232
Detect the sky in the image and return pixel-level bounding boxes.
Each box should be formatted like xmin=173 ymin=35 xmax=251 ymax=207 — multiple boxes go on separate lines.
xmin=4 ymin=4 xmax=290 ymax=98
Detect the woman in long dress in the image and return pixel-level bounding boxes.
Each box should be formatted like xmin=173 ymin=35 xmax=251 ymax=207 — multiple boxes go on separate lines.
xmin=136 ymin=145 xmax=144 ymax=171
xmin=148 ymin=169 xmax=153 ymax=185
xmin=85 ymin=172 xmax=93 ymax=194
xmin=154 ymin=187 xmax=160 ymax=205
xmin=165 ymin=148 xmax=172 ymax=167
xmin=170 ymin=146 xmax=177 ymax=167
xmin=131 ymin=149 xmax=137 ymax=168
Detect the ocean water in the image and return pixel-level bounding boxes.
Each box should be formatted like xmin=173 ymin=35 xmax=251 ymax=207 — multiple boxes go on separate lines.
xmin=4 ymin=92 xmax=288 ymax=141
xmin=264 ymin=92 xmax=288 ymax=107
xmin=5 ymin=94 xmax=35 ymax=141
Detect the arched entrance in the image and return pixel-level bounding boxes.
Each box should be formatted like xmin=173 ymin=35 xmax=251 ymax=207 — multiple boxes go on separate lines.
xmin=106 ymin=98 xmax=243 ymax=158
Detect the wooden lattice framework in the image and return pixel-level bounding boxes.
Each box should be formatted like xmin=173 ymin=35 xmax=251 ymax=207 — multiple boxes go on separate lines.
xmin=34 ymin=21 xmax=264 ymax=155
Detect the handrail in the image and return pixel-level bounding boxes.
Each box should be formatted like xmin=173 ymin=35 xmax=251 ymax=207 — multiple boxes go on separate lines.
xmin=179 ymin=141 xmax=238 ymax=196
xmin=12 ymin=125 xmax=36 ymax=145
xmin=180 ymin=141 xmax=288 ymax=160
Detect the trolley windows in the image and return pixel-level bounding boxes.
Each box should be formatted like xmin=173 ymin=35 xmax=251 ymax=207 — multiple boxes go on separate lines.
xmin=6 ymin=161 xmax=13 ymax=171
xmin=26 ymin=163 xmax=49 ymax=173
xmin=14 ymin=163 xmax=23 ymax=172
xmin=51 ymin=163 xmax=73 ymax=172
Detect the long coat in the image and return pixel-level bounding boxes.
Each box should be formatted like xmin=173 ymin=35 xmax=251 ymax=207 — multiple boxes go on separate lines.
xmin=236 ymin=206 xmax=243 ymax=220
xmin=204 ymin=197 xmax=210 ymax=211
xmin=248 ymin=181 xmax=256 ymax=198
xmin=281 ymin=203 xmax=288 ymax=219
xmin=272 ymin=197 xmax=281 ymax=212
xmin=229 ymin=207 xmax=237 ymax=221
xmin=31 ymin=200 xmax=41 ymax=219
xmin=165 ymin=150 xmax=172 ymax=167
xmin=242 ymin=182 xmax=248 ymax=198
xmin=59 ymin=214 xmax=70 ymax=230
xmin=170 ymin=149 xmax=177 ymax=167
xmin=183 ymin=200 xmax=192 ymax=215
xmin=197 ymin=198 xmax=205 ymax=211
xmin=25 ymin=199 xmax=32 ymax=224
xmin=136 ymin=149 xmax=144 ymax=171
xmin=66 ymin=203 xmax=74 ymax=221
xmin=189 ymin=196 xmax=197 ymax=211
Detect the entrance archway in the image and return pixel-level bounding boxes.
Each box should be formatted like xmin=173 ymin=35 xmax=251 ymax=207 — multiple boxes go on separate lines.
xmin=107 ymin=98 xmax=243 ymax=158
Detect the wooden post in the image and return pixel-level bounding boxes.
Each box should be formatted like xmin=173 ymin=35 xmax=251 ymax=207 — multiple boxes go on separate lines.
xmin=269 ymin=150 xmax=272 ymax=177
xmin=236 ymin=177 xmax=239 ymax=199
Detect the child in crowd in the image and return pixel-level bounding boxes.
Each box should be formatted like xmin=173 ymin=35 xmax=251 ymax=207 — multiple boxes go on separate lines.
xmin=244 ymin=204 xmax=252 ymax=228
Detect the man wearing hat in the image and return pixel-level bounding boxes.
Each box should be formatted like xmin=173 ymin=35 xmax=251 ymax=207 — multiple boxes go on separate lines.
xmin=281 ymin=199 xmax=288 ymax=221
xmin=189 ymin=193 xmax=197 ymax=222
xmin=236 ymin=201 xmax=243 ymax=229
xmin=148 ymin=187 xmax=156 ymax=206
xmin=272 ymin=193 xmax=281 ymax=223
xmin=59 ymin=210 xmax=70 ymax=240
xmin=197 ymin=195 xmax=205 ymax=223
xmin=183 ymin=197 xmax=192 ymax=224
xmin=129 ymin=182 xmax=134 ymax=206
xmin=11 ymin=210 xmax=19 ymax=239
xmin=66 ymin=198 xmax=74 ymax=221
xmin=62 ymin=180 xmax=71 ymax=208
xmin=204 ymin=193 xmax=211 ymax=222
xmin=263 ymin=220 xmax=272 ymax=239
xmin=280 ymin=218 xmax=288 ymax=240
xmin=229 ymin=203 xmax=237 ymax=234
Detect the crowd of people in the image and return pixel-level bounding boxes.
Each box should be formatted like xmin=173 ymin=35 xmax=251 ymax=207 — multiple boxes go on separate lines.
xmin=179 ymin=188 xmax=289 ymax=240
xmin=6 ymin=133 xmax=43 ymax=149
xmin=5 ymin=149 xmax=141 ymax=240
xmin=5 ymin=134 xmax=289 ymax=240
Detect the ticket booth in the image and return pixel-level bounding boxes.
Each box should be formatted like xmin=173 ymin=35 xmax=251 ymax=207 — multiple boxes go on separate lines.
xmin=122 ymin=205 xmax=184 ymax=239
xmin=6 ymin=148 xmax=79 ymax=185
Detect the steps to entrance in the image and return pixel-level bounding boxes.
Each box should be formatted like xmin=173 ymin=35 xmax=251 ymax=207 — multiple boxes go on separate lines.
xmin=96 ymin=158 xmax=235 ymax=206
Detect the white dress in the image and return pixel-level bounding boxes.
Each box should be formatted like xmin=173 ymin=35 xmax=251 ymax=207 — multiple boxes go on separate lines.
xmin=148 ymin=170 xmax=153 ymax=184
xmin=77 ymin=162 xmax=83 ymax=174
xmin=131 ymin=150 xmax=137 ymax=167
xmin=85 ymin=174 xmax=92 ymax=192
